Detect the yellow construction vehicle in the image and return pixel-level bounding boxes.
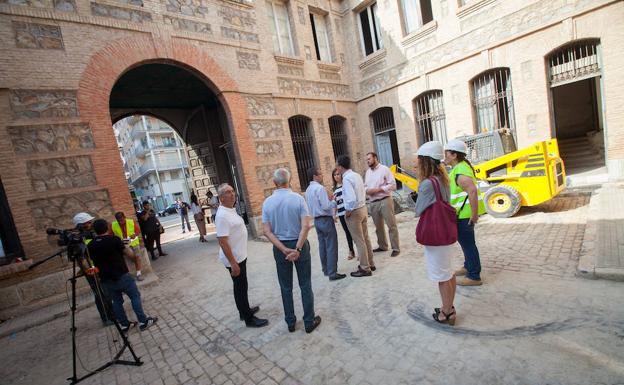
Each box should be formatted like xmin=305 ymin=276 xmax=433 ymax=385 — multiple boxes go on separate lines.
xmin=390 ymin=137 xmax=566 ymax=218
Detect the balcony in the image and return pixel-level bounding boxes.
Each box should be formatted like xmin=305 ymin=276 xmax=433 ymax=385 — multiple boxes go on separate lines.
xmin=131 ymin=160 xmax=189 ymax=182
xmin=133 ymin=141 xmax=181 ymax=157
xmin=130 ymin=123 xmax=175 ymax=139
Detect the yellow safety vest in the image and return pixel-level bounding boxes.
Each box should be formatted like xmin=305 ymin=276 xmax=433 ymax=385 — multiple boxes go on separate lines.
xmin=111 ymin=219 xmax=140 ymax=247
xmin=449 ymin=161 xmax=486 ymax=219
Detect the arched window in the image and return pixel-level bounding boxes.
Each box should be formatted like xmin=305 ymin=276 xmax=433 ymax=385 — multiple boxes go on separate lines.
xmin=471 ymin=68 xmax=515 ymax=133
xmin=414 ymin=90 xmax=447 ymax=144
xmin=547 ymin=39 xmax=600 ymax=87
xmin=328 ymin=115 xmax=349 ymax=160
xmin=370 ymin=107 xmax=400 ymax=167
xmin=288 ymin=115 xmax=317 ymax=190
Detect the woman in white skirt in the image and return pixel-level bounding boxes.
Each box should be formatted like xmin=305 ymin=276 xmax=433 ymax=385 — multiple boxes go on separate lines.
xmin=414 ymin=141 xmax=457 ymax=325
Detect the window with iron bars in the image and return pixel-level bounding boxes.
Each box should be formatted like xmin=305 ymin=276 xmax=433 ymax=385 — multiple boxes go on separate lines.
xmin=288 ymin=116 xmax=318 ymax=191
xmin=328 ymin=115 xmax=349 ymax=161
xmin=471 ymin=68 xmax=516 ymax=133
xmin=414 ymin=90 xmax=447 ymax=145
xmin=548 ymin=39 xmax=600 ymax=87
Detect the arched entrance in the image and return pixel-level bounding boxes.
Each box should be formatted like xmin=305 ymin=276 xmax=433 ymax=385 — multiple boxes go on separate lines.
xmin=109 ymin=62 xmax=245 ymax=220
xmin=77 ymin=37 xmax=262 ymax=233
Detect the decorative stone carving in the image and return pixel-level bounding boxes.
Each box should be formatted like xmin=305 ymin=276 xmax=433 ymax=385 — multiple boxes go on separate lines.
xmin=0 ymin=0 xmax=76 ymax=10
xmin=164 ymin=15 xmax=211 ymax=35
xmin=13 ymin=21 xmax=64 ymax=50
xmin=28 ymin=189 xmax=114 ymax=230
xmin=10 ymin=89 xmax=78 ymax=119
xmin=277 ymin=77 xmax=350 ymax=99
xmin=218 ymin=5 xmax=255 ymax=29
xmin=319 ymin=71 xmax=340 ymax=81
xmin=91 ymin=2 xmax=152 ymax=23
xmin=256 ymin=163 xmax=289 ymax=185
xmin=117 ymin=0 xmax=142 ymax=5
xmin=220 ymin=26 xmax=259 ymax=43
xmin=277 ymin=64 xmax=303 ymax=77
xmin=316 ymin=118 xmax=325 ymax=133
xmin=247 ymin=120 xmax=284 ymax=139
xmin=28 ymin=156 xmax=96 ymax=192
xmin=304 ymin=46 xmax=312 ymax=60
xmin=255 ymin=140 xmax=283 ymax=159
xmin=164 ymin=0 xmax=209 ymax=18
xmin=245 ymin=96 xmax=276 ymax=116
xmin=53 ymin=0 xmax=75 ymax=12
xmin=237 ymin=51 xmax=260 ymax=70
xmin=297 ymin=6 xmax=305 ymax=24
xmin=7 ymin=123 xmax=94 ymax=154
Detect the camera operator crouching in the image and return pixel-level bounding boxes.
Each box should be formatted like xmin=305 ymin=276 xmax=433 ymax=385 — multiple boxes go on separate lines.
xmin=88 ymin=218 xmax=158 ymax=333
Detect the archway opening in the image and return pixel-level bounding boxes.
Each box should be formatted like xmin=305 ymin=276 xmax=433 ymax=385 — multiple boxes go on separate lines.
xmin=109 ymin=62 xmax=247 ymax=222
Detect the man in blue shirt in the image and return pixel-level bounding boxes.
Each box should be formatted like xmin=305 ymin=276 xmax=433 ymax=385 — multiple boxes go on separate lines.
xmin=335 ymin=155 xmax=375 ymax=277
xmin=304 ymin=167 xmax=346 ymax=281
xmin=262 ymin=168 xmax=322 ymax=333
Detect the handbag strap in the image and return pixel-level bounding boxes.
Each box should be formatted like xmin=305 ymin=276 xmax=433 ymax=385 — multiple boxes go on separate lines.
xmin=429 ymin=177 xmax=443 ymax=202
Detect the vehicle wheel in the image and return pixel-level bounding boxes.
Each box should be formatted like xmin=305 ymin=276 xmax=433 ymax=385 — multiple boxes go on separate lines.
xmin=483 ymin=185 xmax=522 ymax=218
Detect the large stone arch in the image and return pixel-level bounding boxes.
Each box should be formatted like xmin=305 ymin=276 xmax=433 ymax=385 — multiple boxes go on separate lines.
xmin=77 ymin=36 xmax=263 ymax=229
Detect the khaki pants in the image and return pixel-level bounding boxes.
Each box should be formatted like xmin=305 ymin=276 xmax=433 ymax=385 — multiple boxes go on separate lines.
xmin=369 ymin=197 xmax=400 ymax=252
xmin=345 ymin=206 xmax=374 ymax=271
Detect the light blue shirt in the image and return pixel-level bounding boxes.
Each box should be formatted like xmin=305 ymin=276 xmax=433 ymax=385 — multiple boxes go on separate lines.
xmin=304 ymin=181 xmax=336 ymax=218
xmin=342 ymin=169 xmax=366 ymax=211
xmin=262 ymin=188 xmax=310 ymax=240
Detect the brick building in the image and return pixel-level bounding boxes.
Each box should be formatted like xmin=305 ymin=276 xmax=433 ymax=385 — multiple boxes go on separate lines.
xmin=0 ymin=0 xmax=622 ymax=316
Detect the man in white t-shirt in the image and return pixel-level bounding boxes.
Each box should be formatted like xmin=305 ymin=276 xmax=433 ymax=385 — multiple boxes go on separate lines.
xmin=215 ymin=183 xmax=268 ymax=328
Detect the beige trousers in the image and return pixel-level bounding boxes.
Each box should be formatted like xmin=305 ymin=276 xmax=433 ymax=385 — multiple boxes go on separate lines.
xmin=345 ymin=206 xmax=374 ymax=271
xmin=369 ymin=197 xmax=400 ymax=252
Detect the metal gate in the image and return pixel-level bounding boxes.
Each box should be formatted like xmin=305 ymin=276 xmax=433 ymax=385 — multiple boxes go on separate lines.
xmin=370 ymin=107 xmax=400 ymax=167
xmin=414 ymin=90 xmax=447 ymax=144
xmin=289 ymin=116 xmax=317 ymax=191
xmin=548 ymin=39 xmax=600 ymax=87
xmin=328 ymin=115 xmax=349 ymax=160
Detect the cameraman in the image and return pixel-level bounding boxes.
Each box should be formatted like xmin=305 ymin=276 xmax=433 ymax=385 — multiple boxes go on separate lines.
xmin=138 ymin=201 xmax=167 ymax=260
xmin=72 ymin=212 xmax=114 ymax=326
xmin=88 ymin=218 xmax=158 ymax=332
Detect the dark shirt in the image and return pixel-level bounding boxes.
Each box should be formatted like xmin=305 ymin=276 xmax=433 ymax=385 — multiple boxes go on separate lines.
xmin=178 ymin=202 xmax=189 ymax=216
xmin=138 ymin=209 xmax=160 ymax=233
xmin=87 ymin=235 xmax=128 ymax=281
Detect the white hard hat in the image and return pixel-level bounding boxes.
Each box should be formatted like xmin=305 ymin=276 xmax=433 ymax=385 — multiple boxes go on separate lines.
xmin=72 ymin=212 xmax=95 ymax=226
xmin=416 ymin=141 xmax=444 ymax=161
xmin=444 ymin=139 xmax=468 ymax=154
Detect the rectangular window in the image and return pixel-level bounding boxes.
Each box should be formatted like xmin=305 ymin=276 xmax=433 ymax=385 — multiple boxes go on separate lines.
xmin=266 ymin=0 xmax=295 ymax=56
xmin=401 ymin=0 xmax=433 ymax=34
xmin=358 ymin=3 xmax=383 ymax=56
xmin=310 ymin=13 xmax=332 ymax=62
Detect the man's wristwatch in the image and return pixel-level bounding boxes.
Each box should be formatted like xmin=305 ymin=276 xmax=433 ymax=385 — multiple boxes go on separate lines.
xmin=296 ymin=247 xmax=303 ymax=253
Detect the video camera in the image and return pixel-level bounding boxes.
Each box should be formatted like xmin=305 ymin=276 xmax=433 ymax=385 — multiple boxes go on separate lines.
xmin=46 ymin=227 xmax=94 ymax=260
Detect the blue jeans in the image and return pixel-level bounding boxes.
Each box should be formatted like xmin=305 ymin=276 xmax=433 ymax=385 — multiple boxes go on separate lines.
xmin=457 ymin=218 xmax=481 ymax=280
xmin=102 ymin=273 xmax=147 ymax=326
xmin=180 ymin=214 xmax=191 ymax=231
xmin=273 ymin=240 xmax=315 ymax=329
xmin=314 ymin=216 xmax=338 ymax=278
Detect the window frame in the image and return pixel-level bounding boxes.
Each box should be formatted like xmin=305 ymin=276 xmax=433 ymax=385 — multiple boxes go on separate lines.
xmin=309 ymin=12 xmax=333 ymax=62
xmin=357 ymin=2 xmax=383 ymax=57
xmin=267 ymin=0 xmax=295 ymax=56
xmin=470 ymin=67 xmax=516 ymax=133
xmin=413 ymin=90 xmax=447 ymax=145
xmin=400 ymin=0 xmax=433 ymax=35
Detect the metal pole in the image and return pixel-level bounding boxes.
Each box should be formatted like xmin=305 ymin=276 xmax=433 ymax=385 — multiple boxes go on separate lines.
xmin=144 ymin=116 xmax=166 ymax=210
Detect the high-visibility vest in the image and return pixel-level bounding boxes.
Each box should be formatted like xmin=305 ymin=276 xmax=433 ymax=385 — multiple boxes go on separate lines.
xmin=111 ymin=219 xmax=140 ymax=247
xmin=449 ymin=161 xmax=486 ymax=219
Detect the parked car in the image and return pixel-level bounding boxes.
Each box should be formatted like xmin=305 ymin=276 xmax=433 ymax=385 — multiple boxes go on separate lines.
xmin=158 ymin=204 xmax=178 ymax=217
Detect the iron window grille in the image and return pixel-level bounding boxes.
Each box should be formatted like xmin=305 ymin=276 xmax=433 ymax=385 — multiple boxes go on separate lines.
xmin=289 ymin=116 xmax=317 ymax=191
xmin=471 ymin=68 xmax=516 ymax=133
xmin=328 ymin=115 xmax=349 ymax=160
xmin=548 ymin=39 xmax=600 ymax=87
xmin=371 ymin=107 xmax=395 ymax=135
xmin=414 ymin=90 xmax=447 ymax=144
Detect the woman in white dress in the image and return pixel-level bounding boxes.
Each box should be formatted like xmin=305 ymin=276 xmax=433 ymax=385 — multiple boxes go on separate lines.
xmin=414 ymin=141 xmax=457 ymax=325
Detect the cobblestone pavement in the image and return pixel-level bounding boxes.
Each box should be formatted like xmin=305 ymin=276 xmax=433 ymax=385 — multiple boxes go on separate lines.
xmin=2 ymin=195 xmax=624 ymax=385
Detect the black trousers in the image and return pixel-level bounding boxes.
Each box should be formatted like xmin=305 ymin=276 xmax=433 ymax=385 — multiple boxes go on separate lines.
xmin=145 ymin=231 xmax=163 ymax=258
xmin=226 ymin=259 xmax=252 ymax=321
xmin=339 ymin=215 xmax=355 ymax=253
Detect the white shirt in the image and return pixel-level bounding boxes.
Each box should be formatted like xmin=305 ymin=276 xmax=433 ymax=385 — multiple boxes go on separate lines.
xmin=215 ymin=206 xmax=248 ymax=267
xmin=364 ymin=163 xmax=397 ymax=201
xmin=190 ymin=202 xmax=202 ymax=215
xmin=342 ymin=169 xmax=366 ymax=211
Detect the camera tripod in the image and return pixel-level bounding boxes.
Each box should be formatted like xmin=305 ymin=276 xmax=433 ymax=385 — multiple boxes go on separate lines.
xmin=30 ymin=246 xmax=143 ymax=384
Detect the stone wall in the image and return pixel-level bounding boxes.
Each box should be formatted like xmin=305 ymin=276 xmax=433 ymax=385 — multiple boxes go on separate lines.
xmin=28 ymin=189 xmax=114 ymax=230
xmin=7 ymin=123 xmax=94 ymax=154
xmin=9 ymin=90 xmax=78 ymax=119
